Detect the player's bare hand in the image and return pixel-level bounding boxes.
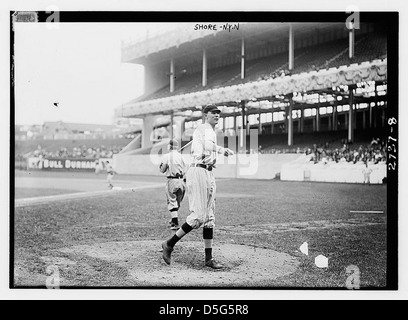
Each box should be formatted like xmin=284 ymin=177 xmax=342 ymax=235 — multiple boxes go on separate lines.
xmin=224 ymin=148 xmax=235 ymax=157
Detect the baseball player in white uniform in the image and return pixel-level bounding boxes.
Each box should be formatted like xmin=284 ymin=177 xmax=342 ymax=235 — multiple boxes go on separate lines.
xmin=159 ymin=139 xmax=187 ymax=230
xmin=161 ymin=105 xmax=234 ymax=269
xmin=105 ymin=161 xmax=115 ymax=189
xmin=362 ymin=163 xmax=373 ymax=185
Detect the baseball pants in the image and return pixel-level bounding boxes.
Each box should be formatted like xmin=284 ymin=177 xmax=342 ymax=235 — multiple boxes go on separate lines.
xmin=185 ymin=167 xmax=216 ymax=229
xmin=166 ymin=179 xmax=186 ymax=212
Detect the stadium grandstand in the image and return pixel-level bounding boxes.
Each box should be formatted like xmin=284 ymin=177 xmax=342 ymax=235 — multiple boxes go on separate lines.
xmin=115 ymin=22 xmax=387 ymax=161
xmin=15 ymin=120 xmax=144 ymax=170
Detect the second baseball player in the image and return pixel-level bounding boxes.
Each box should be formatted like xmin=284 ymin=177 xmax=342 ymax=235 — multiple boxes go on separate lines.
xmin=159 ymin=139 xmax=187 ymax=230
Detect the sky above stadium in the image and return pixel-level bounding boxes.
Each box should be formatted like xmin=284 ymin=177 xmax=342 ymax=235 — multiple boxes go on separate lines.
xmin=14 ymin=23 xmax=179 ymax=126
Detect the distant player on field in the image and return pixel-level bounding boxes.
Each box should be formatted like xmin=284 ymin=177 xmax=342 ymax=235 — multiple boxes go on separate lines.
xmin=105 ymin=160 xmax=116 ymax=189
xmin=161 ymin=104 xmax=234 ymax=269
xmin=159 ymin=139 xmax=187 ymax=230
xmin=362 ymin=163 xmax=373 ymax=185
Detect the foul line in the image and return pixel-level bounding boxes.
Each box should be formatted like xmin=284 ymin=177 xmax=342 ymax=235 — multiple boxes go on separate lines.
xmin=15 ymin=184 xmax=164 ymax=208
xmin=218 ymin=218 xmax=386 ymax=234
xmin=350 ymin=210 xmax=384 ymax=214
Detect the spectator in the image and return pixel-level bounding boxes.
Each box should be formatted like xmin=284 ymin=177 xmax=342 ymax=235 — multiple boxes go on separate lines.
xmin=371 ymin=137 xmax=379 ymax=146
xmin=362 ymin=163 xmax=373 ymax=185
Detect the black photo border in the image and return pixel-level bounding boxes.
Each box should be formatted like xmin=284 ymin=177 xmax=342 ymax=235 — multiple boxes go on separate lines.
xmin=9 ymin=11 xmax=399 ymax=293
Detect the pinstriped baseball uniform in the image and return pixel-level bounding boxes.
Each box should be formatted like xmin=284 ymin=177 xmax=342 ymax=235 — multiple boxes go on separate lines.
xmin=160 ymin=150 xmax=187 ymax=212
xmin=185 ymin=123 xmax=224 ymax=229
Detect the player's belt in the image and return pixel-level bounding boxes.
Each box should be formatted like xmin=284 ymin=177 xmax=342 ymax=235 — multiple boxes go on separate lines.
xmin=167 ymin=174 xmax=183 ymax=179
xmin=191 ymin=163 xmax=213 ymax=171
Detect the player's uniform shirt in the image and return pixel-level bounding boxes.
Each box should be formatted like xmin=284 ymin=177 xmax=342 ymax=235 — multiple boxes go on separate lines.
xmin=191 ymin=123 xmax=224 ymax=168
xmin=159 ymin=150 xmax=186 ymax=178
xmin=362 ymin=167 xmax=373 ymax=176
xmin=362 ymin=167 xmax=373 ymax=183
xmin=106 ymin=163 xmax=114 ymax=175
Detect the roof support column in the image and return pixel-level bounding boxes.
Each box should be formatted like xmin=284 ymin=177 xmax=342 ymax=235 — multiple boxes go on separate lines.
xmin=298 ymin=112 xmax=301 ymax=133
xmin=370 ymin=84 xmax=376 ymax=128
xmin=142 ymin=115 xmax=160 ymax=149
xmin=240 ymin=100 xmax=246 ymax=147
xmin=173 ymin=116 xmax=186 ymax=142
xmin=348 ymin=87 xmax=354 ymax=142
xmin=289 ymin=24 xmax=294 ymax=71
xmin=288 ymin=95 xmax=293 ymax=146
xmin=373 ymin=88 xmax=377 ymax=128
xmin=258 ymin=108 xmax=262 ymax=135
xmin=170 ymin=59 xmax=175 ymax=93
xmin=170 ymin=111 xmax=174 ymax=140
xmin=271 ymin=111 xmax=274 ymax=134
xmin=349 ymin=26 xmax=355 ymax=59
xmin=202 ymin=49 xmax=207 ymax=87
xmin=241 ymin=38 xmax=245 ymax=79
xmin=333 ymin=98 xmax=338 ymax=131
xmin=316 ymin=95 xmax=320 ymax=132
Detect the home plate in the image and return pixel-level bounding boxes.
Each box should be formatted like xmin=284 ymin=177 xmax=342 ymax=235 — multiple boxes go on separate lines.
xmin=59 ymin=240 xmax=300 ymax=287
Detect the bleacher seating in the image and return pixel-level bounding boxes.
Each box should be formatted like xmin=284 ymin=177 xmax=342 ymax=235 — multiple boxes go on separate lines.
xmin=327 ymin=33 xmax=387 ymax=69
xmin=15 ymin=138 xmax=132 ymax=156
xmin=233 ymin=52 xmax=289 ymax=84
xmin=292 ymin=39 xmax=349 ymax=74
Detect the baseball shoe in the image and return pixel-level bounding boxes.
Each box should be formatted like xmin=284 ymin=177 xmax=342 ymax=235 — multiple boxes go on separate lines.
xmin=205 ymin=258 xmax=224 ymax=269
xmin=170 ymin=223 xmax=180 ymax=230
xmin=162 ymin=241 xmax=173 ymax=265
xmin=168 ymin=220 xmax=180 ymax=231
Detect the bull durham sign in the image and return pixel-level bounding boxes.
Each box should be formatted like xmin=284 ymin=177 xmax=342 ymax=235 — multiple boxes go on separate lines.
xmin=38 ymin=158 xmax=97 ymax=171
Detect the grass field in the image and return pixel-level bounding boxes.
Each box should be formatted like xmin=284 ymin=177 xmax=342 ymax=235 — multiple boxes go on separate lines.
xmin=12 ymin=170 xmax=389 ymax=289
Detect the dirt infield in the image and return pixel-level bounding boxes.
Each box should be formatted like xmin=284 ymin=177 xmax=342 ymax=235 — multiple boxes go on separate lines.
xmin=56 ymin=240 xmax=300 ymax=287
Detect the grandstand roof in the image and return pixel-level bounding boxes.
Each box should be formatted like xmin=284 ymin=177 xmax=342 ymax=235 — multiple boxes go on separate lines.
xmin=116 ymin=59 xmax=387 ymax=118
xmin=118 ymin=22 xmax=387 ymax=118
xmin=122 ymin=22 xmax=346 ymax=67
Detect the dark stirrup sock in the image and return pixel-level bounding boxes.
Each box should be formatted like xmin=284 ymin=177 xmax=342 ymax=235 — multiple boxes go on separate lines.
xmin=203 ymin=228 xmax=214 ymax=261
xmin=167 ymin=222 xmax=193 ymax=248
xmin=205 ymin=248 xmax=213 ymax=262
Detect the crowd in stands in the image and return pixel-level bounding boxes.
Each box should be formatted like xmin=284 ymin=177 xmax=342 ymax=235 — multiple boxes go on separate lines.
xmin=257 ymin=146 xmax=307 ymax=154
xmin=28 ymin=144 xmax=123 ymax=159
xmin=257 ymin=69 xmax=292 ymax=81
xmin=305 ymin=137 xmax=387 ymax=165
xmin=18 ymin=135 xmax=387 ymax=169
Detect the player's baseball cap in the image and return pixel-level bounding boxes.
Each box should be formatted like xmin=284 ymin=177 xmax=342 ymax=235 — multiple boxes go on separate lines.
xmin=203 ymin=104 xmax=221 ymax=114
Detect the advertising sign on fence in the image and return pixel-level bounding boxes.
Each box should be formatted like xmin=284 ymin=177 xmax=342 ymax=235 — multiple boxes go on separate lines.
xmin=26 ymin=157 xmax=112 ymax=172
